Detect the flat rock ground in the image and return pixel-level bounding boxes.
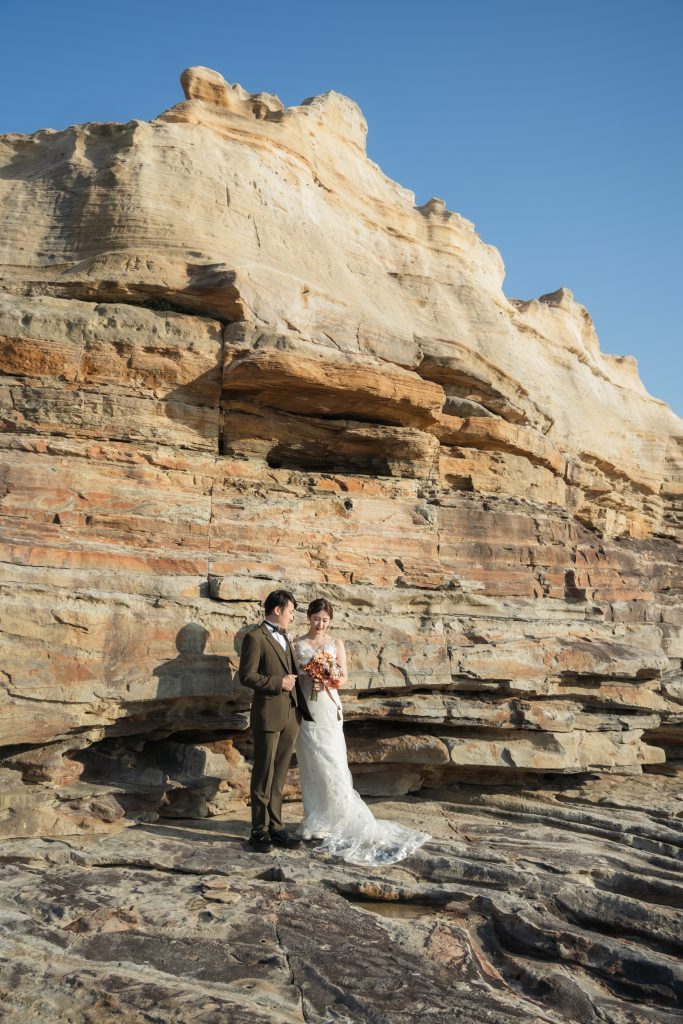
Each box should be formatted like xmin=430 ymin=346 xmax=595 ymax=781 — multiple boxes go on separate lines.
xmin=0 ymin=776 xmax=681 ymax=1024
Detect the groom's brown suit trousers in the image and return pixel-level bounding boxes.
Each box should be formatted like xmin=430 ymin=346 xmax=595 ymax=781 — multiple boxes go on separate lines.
xmin=239 ymin=623 xmax=313 ymax=833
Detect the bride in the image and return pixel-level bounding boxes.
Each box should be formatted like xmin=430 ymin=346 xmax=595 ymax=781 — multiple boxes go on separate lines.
xmin=293 ymin=598 xmax=429 ymax=865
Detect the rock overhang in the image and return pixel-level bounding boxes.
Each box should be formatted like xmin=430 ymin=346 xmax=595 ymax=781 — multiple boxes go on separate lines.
xmin=0 ymin=65 xmax=680 ymax=840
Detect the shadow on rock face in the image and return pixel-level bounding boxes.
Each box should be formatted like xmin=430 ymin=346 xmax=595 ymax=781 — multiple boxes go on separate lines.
xmin=176 ymin=622 xmax=210 ymax=655
xmin=233 ymin=624 xmax=255 ymax=660
xmin=70 ymin=622 xmax=249 ymax=812
xmin=153 ymin=623 xmax=235 ymax=701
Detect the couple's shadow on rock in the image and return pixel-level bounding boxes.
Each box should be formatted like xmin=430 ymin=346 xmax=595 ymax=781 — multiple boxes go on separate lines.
xmin=153 ymin=622 xmax=247 ymax=701
xmin=145 ymin=623 xmax=255 ymax=839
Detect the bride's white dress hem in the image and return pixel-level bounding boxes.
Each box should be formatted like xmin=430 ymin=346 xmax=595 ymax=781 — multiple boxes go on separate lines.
xmin=294 ymin=637 xmax=429 ymax=866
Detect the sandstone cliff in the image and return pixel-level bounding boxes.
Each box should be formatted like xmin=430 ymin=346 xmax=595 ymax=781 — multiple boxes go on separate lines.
xmin=1 ymin=66 xmax=682 ymax=1024
xmin=0 ymin=64 xmax=681 ymax=829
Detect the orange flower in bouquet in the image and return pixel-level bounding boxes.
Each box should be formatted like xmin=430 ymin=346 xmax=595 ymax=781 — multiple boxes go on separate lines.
xmin=306 ymin=649 xmax=342 ymax=701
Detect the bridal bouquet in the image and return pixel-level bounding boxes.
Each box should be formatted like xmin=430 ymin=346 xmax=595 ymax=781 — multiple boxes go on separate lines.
xmin=306 ymin=650 xmax=342 ymax=701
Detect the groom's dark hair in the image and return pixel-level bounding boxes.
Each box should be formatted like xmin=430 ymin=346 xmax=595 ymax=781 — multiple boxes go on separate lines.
xmin=264 ymin=589 xmax=297 ymax=615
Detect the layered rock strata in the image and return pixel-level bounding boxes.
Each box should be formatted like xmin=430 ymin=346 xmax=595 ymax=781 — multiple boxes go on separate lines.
xmin=0 ymin=66 xmax=680 ymax=843
xmin=0 ymin=780 xmax=681 ymax=1024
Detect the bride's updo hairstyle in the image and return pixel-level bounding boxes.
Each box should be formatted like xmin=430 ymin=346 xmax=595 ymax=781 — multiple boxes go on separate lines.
xmin=307 ymin=598 xmax=333 ymax=620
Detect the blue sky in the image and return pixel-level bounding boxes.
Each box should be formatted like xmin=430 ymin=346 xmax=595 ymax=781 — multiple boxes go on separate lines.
xmin=3 ymin=0 xmax=681 ymax=415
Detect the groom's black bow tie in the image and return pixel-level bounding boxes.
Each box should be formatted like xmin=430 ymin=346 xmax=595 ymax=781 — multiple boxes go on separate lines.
xmin=265 ymin=621 xmax=287 ymax=636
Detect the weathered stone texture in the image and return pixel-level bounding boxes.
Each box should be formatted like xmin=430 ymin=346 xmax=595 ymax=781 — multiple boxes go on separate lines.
xmin=0 ymin=66 xmax=680 ymax=847
xmin=1 ymin=784 xmax=681 ymax=1024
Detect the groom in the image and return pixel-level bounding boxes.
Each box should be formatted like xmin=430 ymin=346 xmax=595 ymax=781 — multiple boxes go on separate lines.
xmin=239 ymin=589 xmax=313 ymax=852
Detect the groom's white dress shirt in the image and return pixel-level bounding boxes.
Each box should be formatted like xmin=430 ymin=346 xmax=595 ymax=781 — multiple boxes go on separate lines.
xmin=264 ymin=620 xmax=287 ymax=651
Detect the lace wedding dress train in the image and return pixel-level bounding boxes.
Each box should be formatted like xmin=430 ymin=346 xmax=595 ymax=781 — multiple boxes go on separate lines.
xmin=294 ymin=638 xmax=429 ymax=866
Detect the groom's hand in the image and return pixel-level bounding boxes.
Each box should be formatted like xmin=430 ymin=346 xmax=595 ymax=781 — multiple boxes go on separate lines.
xmin=281 ymin=674 xmax=297 ymax=692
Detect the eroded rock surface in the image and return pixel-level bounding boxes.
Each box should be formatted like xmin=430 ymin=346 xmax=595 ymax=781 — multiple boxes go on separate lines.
xmin=0 ymin=65 xmax=682 ymax=1020
xmin=0 ymin=785 xmax=681 ymax=1023
xmin=0 ymin=69 xmax=681 ymax=811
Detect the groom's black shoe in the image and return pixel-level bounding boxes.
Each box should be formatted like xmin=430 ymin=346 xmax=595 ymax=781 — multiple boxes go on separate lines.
xmin=248 ymin=830 xmax=273 ymax=853
xmin=269 ymin=828 xmax=301 ymax=849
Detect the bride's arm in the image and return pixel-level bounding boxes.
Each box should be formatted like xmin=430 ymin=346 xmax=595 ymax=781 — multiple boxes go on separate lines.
xmin=334 ymin=638 xmax=348 ymax=686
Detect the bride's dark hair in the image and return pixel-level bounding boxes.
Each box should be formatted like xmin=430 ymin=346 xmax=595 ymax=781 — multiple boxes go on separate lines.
xmin=307 ymin=598 xmax=333 ymax=619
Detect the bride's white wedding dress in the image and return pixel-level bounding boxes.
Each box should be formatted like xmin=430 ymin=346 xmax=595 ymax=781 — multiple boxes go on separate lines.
xmin=294 ymin=636 xmax=429 ymax=865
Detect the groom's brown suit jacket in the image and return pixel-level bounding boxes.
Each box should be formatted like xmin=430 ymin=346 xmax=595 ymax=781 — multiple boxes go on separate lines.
xmin=239 ymin=623 xmax=314 ymax=732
